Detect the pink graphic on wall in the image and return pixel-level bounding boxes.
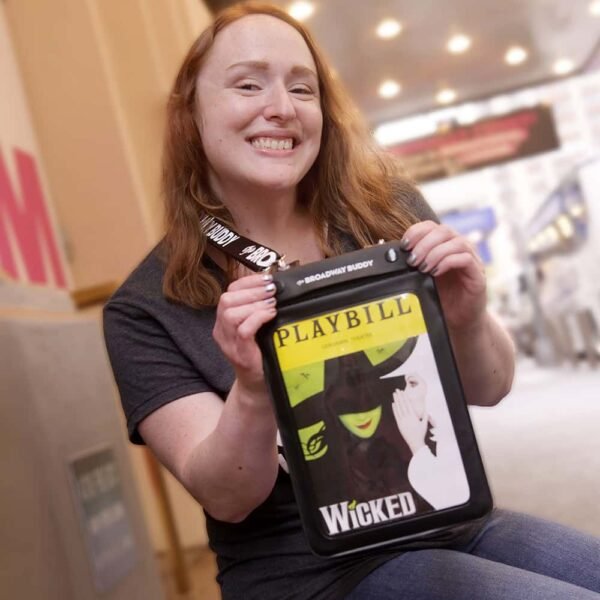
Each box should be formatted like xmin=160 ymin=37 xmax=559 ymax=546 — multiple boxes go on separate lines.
xmin=0 ymin=146 xmax=67 ymax=287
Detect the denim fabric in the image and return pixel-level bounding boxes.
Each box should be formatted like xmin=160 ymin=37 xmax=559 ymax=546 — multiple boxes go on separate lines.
xmin=345 ymin=510 xmax=600 ymax=599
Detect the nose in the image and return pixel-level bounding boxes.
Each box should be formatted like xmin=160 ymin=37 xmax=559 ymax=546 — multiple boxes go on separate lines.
xmin=263 ymin=82 xmax=296 ymax=121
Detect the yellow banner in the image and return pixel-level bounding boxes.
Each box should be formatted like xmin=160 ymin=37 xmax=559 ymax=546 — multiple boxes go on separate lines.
xmin=273 ymin=293 xmax=426 ymax=371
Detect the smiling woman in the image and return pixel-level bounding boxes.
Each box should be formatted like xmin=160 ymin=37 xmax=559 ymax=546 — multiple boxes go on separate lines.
xmin=195 ymin=18 xmax=323 ymax=196
xmin=102 ymin=2 xmax=600 ymax=600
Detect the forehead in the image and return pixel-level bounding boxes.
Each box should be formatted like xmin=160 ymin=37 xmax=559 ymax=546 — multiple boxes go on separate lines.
xmin=202 ymin=14 xmax=317 ymax=75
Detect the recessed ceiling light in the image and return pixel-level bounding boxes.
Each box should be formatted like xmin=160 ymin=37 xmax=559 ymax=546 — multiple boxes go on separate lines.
xmin=287 ymin=1 xmax=315 ymax=21
xmin=436 ymin=88 xmax=457 ymax=104
xmin=378 ymin=79 xmax=402 ymax=99
xmin=447 ymin=34 xmax=471 ymax=54
xmin=376 ymin=18 xmax=403 ymax=39
xmin=505 ymin=46 xmax=528 ymax=66
xmin=553 ymin=58 xmax=575 ymax=76
xmin=589 ymin=0 xmax=600 ymax=16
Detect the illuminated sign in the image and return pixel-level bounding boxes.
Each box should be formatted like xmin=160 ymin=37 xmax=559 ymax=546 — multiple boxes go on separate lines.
xmin=389 ymin=106 xmax=560 ymax=183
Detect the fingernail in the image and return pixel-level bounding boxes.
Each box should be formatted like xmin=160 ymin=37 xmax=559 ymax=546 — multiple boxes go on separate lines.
xmin=265 ymin=282 xmax=276 ymax=293
xmin=262 ymin=274 xmax=273 ymax=282
xmin=419 ymin=262 xmax=428 ymax=273
xmin=400 ymin=238 xmax=410 ymax=250
xmin=430 ymin=267 xmax=439 ymax=276
xmin=264 ymin=296 xmax=276 ymax=305
xmin=406 ymin=252 xmax=418 ymax=266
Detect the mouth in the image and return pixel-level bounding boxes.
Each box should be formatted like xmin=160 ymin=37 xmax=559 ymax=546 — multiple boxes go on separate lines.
xmin=357 ymin=419 xmax=372 ymax=430
xmin=249 ymin=136 xmax=297 ymax=151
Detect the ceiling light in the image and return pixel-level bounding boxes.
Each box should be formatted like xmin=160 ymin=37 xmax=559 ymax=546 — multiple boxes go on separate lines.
xmin=287 ymin=1 xmax=315 ymax=21
xmin=374 ymin=115 xmax=437 ymax=146
xmin=553 ymin=58 xmax=575 ymax=75
xmin=376 ymin=19 xmax=403 ymax=39
xmin=447 ymin=34 xmax=472 ymax=54
xmin=378 ymin=79 xmax=402 ymax=99
xmin=589 ymin=0 xmax=600 ymax=16
xmin=436 ymin=88 xmax=457 ymax=104
xmin=505 ymin=46 xmax=528 ymax=66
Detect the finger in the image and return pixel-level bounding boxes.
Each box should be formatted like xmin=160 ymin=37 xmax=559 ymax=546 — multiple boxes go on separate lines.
xmin=404 ymin=225 xmax=463 ymax=271
xmin=219 ymin=297 xmax=277 ymax=328
xmin=237 ymin=305 xmax=278 ymax=339
xmin=402 ymin=395 xmax=417 ymax=419
xmin=218 ymin=281 xmax=276 ymax=312
xmin=392 ymin=396 xmax=402 ymax=422
xmin=414 ymin=236 xmax=478 ymax=274
xmin=394 ymin=390 xmax=409 ymax=418
xmin=401 ymin=220 xmax=439 ymax=250
xmin=400 ymin=395 xmax=415 ymax=419
xmin=227 ymin=272 xmax=275 ymax=292
xmin=430 ymin=252 xmax=485 ymax=288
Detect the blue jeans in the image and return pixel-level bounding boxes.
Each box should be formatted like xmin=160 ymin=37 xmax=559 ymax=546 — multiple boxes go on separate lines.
xmin=345 ymin=510 xmax=600 ymax=599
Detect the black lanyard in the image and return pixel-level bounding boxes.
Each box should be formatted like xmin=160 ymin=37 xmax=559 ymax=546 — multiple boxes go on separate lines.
xmin=200 ymin=215 xmax=292 ymax=272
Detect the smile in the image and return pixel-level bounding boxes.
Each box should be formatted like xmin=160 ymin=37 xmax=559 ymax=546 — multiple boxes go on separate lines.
xmin=357 ymin=419 xmax=372 ymax=430
xmin=250 ymin=137 xmax=295 ymax=150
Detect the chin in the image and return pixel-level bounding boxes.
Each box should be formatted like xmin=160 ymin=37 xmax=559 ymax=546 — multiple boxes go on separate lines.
xmin=247 ymin=175 xmax=303 ymax=192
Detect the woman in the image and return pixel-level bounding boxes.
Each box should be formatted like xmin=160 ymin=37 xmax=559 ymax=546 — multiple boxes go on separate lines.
xmin=103 ymin=3 xmax=600 ymax=599
xmin=393 ymin=373 xmax=471 ymax=510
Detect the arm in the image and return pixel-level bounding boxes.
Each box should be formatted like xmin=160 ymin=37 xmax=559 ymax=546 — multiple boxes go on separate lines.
xmin=446 ymin=310 xmax=515 ymax=407
xmin=140 ymin=273 xmax=280 ymax=523
xmin=401 ymin=221 xmax=515 ymax=407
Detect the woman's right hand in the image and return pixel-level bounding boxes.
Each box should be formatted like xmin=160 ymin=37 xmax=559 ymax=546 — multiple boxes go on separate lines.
xmin=392 ymin=375 xmax=429 ymax=455
xmin=212 ymin=273 xmax=278 ymax=393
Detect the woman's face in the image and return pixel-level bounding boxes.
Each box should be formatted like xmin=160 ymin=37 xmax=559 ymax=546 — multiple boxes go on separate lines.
xmin=195 ymin=15 xmax=323 ymax=196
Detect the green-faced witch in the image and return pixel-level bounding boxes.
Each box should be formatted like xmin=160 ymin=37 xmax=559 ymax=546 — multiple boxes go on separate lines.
xmin=287 ymin=337 xmax=436 ymax=513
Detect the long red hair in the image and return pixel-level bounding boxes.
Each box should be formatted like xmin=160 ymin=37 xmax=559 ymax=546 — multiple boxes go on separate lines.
xmin=162 ymin=1 xmax=423 ymax=307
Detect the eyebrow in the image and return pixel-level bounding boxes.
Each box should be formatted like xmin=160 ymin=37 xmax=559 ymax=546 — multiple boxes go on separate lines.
xmin=226 ymin=60 xmax=318 ymax=80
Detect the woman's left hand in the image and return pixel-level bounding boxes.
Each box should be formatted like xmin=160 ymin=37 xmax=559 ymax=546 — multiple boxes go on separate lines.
xmin=401 ymin=220 xmax=486 ymax=332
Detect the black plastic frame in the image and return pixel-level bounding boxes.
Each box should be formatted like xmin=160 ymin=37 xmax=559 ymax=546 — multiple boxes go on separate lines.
xmin=257 ymin=242 xmax=493 ymax=557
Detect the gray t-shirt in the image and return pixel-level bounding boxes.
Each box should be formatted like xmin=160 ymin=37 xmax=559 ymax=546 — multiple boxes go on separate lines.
xmin=103 ymin=200 xmax=481 ymax=599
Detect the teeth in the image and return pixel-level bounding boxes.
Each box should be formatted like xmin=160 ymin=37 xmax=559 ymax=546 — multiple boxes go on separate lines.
xmin=251 ymin=137 xmax=294 ymax=150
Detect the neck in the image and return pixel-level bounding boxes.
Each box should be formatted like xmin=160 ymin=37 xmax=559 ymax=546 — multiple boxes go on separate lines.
xmin=206 ymin=179 xmax=324 ymax=270
xmin=212 ymin=179 xmax=310 ymax=250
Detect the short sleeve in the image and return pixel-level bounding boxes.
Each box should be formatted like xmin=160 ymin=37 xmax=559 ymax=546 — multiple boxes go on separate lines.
xmin=103 ymin=301 xmax=213 ymax=444
xmin=392 ymin=178 xmax=440 ymax=224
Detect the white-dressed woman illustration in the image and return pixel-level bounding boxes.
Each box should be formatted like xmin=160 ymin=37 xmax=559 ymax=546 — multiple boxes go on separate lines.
xmin=393 ymin=373 xmax=471 ymax=510
xmin=103 ymin=2 xmax=600 ymax=599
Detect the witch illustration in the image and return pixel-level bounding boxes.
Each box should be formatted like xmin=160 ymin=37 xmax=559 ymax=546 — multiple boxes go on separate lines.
xmin=288 ymin=337 xmax=437 ymax=513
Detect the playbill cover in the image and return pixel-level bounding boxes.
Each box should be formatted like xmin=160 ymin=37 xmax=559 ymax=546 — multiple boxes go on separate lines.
xmin=271 ymin=291 xmax=471 ymax=539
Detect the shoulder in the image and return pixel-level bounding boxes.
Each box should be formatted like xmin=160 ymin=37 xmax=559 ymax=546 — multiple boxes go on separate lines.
xmin=102 ymin=245 xmax=232 ymax=444
xmin=391 ymin=178 xmax=439 ymax=224
xmin=102 ymin=243 xmax=216 ymax=357
xmin=104 ymin=244 xmax=167 ymax=316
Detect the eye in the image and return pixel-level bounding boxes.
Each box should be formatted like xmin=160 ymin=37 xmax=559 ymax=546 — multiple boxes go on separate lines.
xmin=290 ymin=85 xmax=315 ymax=96
xmin=236 ymin=82 xmax=261 ymax=92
